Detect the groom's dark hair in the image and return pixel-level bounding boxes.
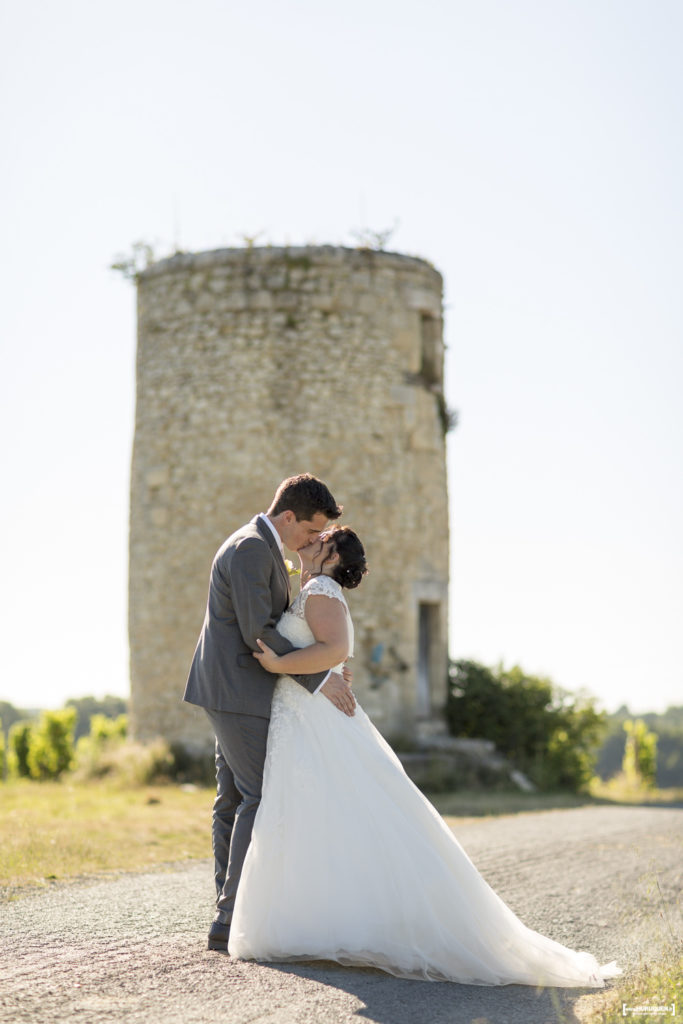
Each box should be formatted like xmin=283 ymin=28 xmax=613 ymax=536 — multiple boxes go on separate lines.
xmin=268 ymin=474 xmax=342 ymax=522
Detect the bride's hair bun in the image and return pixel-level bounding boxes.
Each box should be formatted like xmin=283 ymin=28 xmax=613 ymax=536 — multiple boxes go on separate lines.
xmin=320 ymin=526 xmax=368 ymax=590
xmin=339 ymin=562 xmax=365 ymax=590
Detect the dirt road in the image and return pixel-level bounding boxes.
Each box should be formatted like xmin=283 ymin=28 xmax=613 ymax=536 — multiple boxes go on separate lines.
xmin=1 ymin=805 xmax=681 ymax=1024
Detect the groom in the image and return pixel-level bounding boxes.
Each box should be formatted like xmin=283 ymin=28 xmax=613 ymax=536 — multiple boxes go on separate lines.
xmin=184 ymin=474 xmax=356 ymax=952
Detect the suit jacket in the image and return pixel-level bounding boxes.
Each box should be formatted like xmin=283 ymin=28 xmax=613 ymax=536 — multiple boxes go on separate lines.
xmin=183 ymin=516 xmax=326 ymax=717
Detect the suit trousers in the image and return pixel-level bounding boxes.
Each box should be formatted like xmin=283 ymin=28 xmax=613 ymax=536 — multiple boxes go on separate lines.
xmin=205 ymin=708 xmax=270 ymax=925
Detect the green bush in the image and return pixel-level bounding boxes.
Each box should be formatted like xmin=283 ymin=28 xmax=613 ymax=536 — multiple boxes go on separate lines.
xmin=74 ymin=713 xmax=128 ymax=779
xmin=65 ymin=695 xmax=128 ymax=741
xmin=89 ymin=713 xmax=127 ymax=742
xmin=445 ymin=659 xmax=607 ymax=792
xmin=7 ymin=721 xmax=34 ymax=778
xmin=595 ymin=705 xmax=682 ymax=787
xmin=26 ymin=708 xmax=77 ymax=780
xmin=73 ymin=738 xmax=175 ymax=786
xmin=0 ymin=718 xmax=5 ymax=779
xmin=623 ymin=718 xmax=657 ymax=789
xmin=72 ymin=711 xmax=172 ymax=786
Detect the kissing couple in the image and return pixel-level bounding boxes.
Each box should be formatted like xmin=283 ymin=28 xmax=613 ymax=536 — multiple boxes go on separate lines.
xmin=184 ymin=473 xmax=619 ymax=987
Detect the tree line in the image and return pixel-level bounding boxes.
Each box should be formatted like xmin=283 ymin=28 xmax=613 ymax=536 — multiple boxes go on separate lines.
xmin=1 ymin=670 xmax=679 ymax=790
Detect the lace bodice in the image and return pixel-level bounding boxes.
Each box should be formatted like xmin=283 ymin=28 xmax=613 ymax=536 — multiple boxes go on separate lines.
xmin=271 ymin=575 xmax=354 ymax=719
xmin=276 ymin=574 xmax=354 ymax=665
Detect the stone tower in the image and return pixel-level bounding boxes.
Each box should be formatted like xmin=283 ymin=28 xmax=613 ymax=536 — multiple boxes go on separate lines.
xmin=130 ymin=246 xmax=449 ymax=753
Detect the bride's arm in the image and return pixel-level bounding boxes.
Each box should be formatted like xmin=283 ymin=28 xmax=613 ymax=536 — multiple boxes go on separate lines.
xmin=253 ymin=594 xmax=349 ymax=674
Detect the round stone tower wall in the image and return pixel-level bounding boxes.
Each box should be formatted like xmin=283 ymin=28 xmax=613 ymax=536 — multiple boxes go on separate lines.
xmin=130 ymin=246 xmax=449 ymax=753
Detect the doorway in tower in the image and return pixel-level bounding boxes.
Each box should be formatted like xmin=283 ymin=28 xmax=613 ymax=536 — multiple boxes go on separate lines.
xmin=416 ymin=601 xmax=441 ymax=718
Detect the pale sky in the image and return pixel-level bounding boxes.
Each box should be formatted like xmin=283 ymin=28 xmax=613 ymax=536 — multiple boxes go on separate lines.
xmin=1 ymin=0 xmax=681 ymax=715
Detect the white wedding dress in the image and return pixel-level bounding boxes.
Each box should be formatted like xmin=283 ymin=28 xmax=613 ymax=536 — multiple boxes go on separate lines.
xmin=229 ymin=576 xmax=620 ymax=987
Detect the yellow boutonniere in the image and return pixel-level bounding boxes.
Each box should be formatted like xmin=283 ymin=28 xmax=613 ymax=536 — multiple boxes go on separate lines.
xmin=284 ymin=558 xmax=300 ymax=577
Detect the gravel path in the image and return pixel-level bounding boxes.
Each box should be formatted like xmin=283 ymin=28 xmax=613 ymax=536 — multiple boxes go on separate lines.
xmin=1 ymin=805 xmax=681 ymax=1024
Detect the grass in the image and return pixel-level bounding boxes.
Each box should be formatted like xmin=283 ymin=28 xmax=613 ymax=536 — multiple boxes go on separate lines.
xmin=574 ymin=951 xmax=682 ymax=1024
xmin=0 ymin=779 xmax=213 ymax=896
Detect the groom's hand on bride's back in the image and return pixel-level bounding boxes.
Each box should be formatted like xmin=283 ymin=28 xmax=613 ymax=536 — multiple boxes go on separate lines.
xmin=321 ymin=672 xmax=356 ymax=717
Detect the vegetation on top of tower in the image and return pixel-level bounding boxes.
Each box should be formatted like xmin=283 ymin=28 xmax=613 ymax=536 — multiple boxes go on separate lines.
xmin=110 ymin=240 xmax=157 ymax=281
xmin=350 ymin=220 xmax=399 ymax=251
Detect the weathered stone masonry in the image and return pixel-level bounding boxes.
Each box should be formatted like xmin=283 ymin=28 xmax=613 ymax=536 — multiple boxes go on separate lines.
xmin=130 ymin=246 xmax=449 ymax=753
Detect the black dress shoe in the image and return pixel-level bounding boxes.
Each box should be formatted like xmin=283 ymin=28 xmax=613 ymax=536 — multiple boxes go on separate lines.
xmin=208 ymin=919 xmax=230 ymax=952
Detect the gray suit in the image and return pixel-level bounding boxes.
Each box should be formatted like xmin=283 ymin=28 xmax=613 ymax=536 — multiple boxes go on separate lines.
xmin=184 ymin=515 xmax=325 ymax=924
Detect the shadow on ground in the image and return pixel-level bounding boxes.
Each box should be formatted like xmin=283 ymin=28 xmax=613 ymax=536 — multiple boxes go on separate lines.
xmin=260 ymin=960 xmax=606 ymax=1024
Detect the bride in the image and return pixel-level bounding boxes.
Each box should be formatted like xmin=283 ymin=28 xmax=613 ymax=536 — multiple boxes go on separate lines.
xmin=228 ymin=525 xmax=619 ymax=988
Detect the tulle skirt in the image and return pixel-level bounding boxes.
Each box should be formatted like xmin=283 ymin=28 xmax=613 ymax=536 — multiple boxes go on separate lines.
xmin=229 ymin=679 xmax=620 ymax=987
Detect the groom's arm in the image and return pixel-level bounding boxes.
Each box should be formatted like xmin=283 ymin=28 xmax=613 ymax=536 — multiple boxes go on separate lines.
xmin=229 ymin=539 xmax=326 ymax=695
